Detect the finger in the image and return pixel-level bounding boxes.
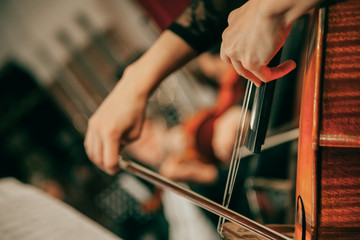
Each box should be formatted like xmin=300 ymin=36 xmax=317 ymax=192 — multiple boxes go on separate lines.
xmin=91 ymin=132 xmax=103 ymax=167
xmin=268 ymin=60 xmax=296 ymax=81
xmin=227 ymin=10 xmax=237 ymax=24
xmin=231 ymin=60 xmax=262 ymax=87
xmin=84 ymin=129 xmax=100 ymax=164
xmin=220 ymin=41 xmax=231 ymax=64
xmin=256 ymin=60 xmax=296 ymax=83
xmin=84 ymin=130 xmax=92 ymax=160
xmin=227 ymin=7 xmax=244 ymax=25
xmin=103 ymin=137 xmax=121 ymax=175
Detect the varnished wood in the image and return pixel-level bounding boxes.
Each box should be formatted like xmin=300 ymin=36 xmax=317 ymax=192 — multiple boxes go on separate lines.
xmin=222 ymin=222 xmax=294 ymax=240
xmin=295 ymin=8 xmax=324 ymax=240
xmin=296 ymin=1 xmax=360 ymax=239
xmin=319 ymin=0 xmax=360 ymax=148
xmin=318 ymin=147 xmax=360 ymax=239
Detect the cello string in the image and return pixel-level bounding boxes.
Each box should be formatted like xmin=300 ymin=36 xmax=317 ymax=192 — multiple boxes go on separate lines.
xmin=217 ymin=80 xmax=254 ymax=235
xmin=227 ymin=81 xmax=253 ymax=207
xmin=217 ymin=80 xmax=253 ymax=234
xmin=228 ymin=82 xmax=253 ymax=195
xmin=226 ymin=82 xmax=252 ymax=207
xmin=223 ymin=80 xmax=251 ymax=203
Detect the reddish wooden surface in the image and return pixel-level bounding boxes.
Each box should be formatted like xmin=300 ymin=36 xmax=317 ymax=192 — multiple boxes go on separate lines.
xmin=318 ymin=147 xmax=360 ymax=239
xmin=296 ymin=1 xmax=360 ymax=239
xmin=319 ymin=0 xmax=360 ymax=148
xmin=295 ymin=8 xmax=323 ymax=239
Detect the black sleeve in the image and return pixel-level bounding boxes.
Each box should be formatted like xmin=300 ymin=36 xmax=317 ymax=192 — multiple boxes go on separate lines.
xmin=168 ymin=0 xmax=246 ymax=53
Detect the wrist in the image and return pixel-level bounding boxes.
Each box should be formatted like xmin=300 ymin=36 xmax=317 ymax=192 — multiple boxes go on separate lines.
xmin=118 ymin=62 xmax=156 ymax=100
xmin=260 ymin=0 xmax=321 ymax=26
xmin=259 ymin=0 xmax=293 ymax=28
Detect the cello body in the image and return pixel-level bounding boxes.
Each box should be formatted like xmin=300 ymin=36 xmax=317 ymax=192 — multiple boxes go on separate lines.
xmin=295 ymin=0 xmax=360 ymax=239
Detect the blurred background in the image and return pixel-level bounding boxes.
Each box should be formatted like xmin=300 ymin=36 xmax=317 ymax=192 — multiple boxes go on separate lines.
xmin=0 ymin=0 xmax=303 ymax=239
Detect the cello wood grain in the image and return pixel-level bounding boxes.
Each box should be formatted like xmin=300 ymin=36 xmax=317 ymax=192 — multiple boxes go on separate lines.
xmin=296 ymin=1 xmax=360 ymax=239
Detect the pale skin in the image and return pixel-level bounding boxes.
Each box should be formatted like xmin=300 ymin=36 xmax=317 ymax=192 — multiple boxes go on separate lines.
xmin=220 ymin=0 xmax=323 ymax=86
xmin=84 ymin=30 xmax=196 ymax=174
xmin=85 ymin=0 xmax=323 ymax=174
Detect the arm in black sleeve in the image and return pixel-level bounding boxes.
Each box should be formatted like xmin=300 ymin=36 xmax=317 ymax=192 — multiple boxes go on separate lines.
xmin=168 ymin=0 xmax=247 ymax=53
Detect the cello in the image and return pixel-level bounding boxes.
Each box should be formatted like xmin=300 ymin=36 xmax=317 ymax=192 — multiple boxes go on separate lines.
xmin=119 ymin=0 xmax=360 ymax=239
xmin=295 ymin=0 xmax=360 ymax=239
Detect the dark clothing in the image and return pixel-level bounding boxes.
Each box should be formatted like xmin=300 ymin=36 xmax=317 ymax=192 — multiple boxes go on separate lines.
xmin=168 ymin=0 xmax=246 ymax=53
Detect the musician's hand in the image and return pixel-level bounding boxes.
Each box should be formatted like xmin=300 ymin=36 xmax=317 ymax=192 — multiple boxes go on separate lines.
xmin=220 ymin=0 xmax=296 ymax=86
xmin=84 ymin=30 xmax=197 ymax=174
xmin=84 ymin=67 xmax=148 ymax=175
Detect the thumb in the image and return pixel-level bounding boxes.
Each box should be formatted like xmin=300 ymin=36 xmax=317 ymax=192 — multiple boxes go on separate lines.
xmin=124 ymin=120 xmax=144 ymax=142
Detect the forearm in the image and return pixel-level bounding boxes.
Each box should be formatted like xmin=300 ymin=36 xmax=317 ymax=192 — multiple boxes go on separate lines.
xmin=123 ymin=30 xmax=197 ymax=98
